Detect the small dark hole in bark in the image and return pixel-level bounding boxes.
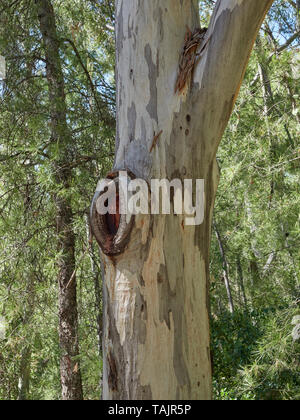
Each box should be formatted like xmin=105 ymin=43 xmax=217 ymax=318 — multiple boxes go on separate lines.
xmin=106 ymin=214 xmax=118 ymax=235
xmin=180 ymin=126 xmax=183 ymax=130
xmin=105 ymin=193 xmax=120 ymax=236
xmin=157 ymin=273 xmax=163 ymax=283
xmin=141 ymin=304 xmax=144 ymax=312
xmin=186 ymin=114 xmax=191 ymax=122
xmin=91 ymin=170 xmax=136 ymax=256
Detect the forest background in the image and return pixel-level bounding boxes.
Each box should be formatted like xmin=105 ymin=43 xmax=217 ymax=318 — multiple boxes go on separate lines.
xmin=0 ymin=0 xmax=299 ymax=400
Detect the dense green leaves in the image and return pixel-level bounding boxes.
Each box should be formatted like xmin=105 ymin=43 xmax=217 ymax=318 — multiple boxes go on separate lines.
xmin=210 ymin=0 xmax=300 ymax=400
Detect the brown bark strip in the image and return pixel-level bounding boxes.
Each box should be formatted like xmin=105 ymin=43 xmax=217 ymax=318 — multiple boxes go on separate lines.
xmin=150 ymin=130 xmax=163 ymax=152
xmin=175 ymin=27 xmax=207 ymax=93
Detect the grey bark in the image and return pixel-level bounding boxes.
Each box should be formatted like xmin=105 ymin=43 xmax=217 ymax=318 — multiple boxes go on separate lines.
xmin=93 ymin=0 xmax=274 ymax=400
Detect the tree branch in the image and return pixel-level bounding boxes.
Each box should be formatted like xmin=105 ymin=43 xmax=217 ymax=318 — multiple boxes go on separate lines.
xmin=61 ymin=37 xmax=115 ymax=129
xmin=193 ymin=0 xmax=275 ymax=158
xmin=277 ymin=30 xmax=300 ymax=52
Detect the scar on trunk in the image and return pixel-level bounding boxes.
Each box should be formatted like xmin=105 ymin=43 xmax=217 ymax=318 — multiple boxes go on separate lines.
xmin=108 ymin=350 xmax=118 ymax=392
xmin=175 ymin=27 xmax=210 ymax=94
xmin=90 ymin=170 xmax=136 ymax=256
xmin=150 ymin=130 xmax=163 ymax=152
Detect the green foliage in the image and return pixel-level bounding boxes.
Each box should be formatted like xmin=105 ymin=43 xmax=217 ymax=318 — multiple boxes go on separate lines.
xmin=212 ymin=310 xmax=265 ymax=387
xmin=235 ymin=307 xmax=300 ymax=400
xmin=212 ymin=307 xmax=300 ymax=400
xmin=210 ymin=0 xmax=299 ymax=400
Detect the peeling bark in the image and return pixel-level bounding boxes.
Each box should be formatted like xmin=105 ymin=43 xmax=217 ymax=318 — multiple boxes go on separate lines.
xmin=92 ymin=0 xmax=274 ymax=400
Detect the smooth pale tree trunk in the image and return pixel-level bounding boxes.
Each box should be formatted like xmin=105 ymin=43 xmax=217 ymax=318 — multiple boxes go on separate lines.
xmin=36 ymin=0 xmax=83 ymax=400
xmin=93 ymin=0 xmax=274 ymax=400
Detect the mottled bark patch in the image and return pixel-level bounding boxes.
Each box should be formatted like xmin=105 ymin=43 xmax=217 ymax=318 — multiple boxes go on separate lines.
xmin=136 ymin=385 xmax=153 ymax=399
xmin=124 ymin=141 xmax=152 ymax=180
xmin=157 ymin=263 xmax=173 ymax=330
xmin=156 ymin=216 xmax=191 ymax=391
xmin=127 ymin=102 xmax=137 ymax=142
xmin=144 ymin=44 xmax=158 ymax=123
xmin=116 ymin=1 xmax=125 ymax=56
xmin=135 ymin=291 xmax=147 ymax=345
xmin=153 ymin=7 xmax=164 ymax=42
xmin=108 ymin=350 xmax=118 ymax=392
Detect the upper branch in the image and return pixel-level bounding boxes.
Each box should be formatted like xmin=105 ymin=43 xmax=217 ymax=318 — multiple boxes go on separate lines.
xmin=194 ymin=0 xmax=274 ymax=158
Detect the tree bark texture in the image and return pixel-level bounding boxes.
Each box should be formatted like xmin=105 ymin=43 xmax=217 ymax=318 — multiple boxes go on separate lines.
xmin=95 ymin=0 xmax=274 ymax=400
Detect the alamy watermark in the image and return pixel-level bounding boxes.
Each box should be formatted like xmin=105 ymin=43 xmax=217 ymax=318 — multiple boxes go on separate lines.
xmin=0 ymin=56 xmax=6 ymax=80
xmin=95 ymin=171 xmax=205 ymax=226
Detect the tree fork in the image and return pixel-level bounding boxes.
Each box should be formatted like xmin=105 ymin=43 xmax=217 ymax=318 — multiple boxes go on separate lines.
xmin=92 ymin=0 xmax=274 ymax=400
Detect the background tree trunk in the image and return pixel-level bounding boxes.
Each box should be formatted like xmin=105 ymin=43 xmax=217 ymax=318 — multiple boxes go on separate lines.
xmin=213 ymin=221 xmax=234 ymax=314
xmin=17 ymin=276 xmax=34 ymax=400
xmin=94 ymin=0 xmax=274 ymax=400
xmin=237 ymin=257 xmax=248 ymax=311
xmin=37 ymin=0 xmax=83 ymax=400
xmin=86 ymin=217 xmax=103 ymax=358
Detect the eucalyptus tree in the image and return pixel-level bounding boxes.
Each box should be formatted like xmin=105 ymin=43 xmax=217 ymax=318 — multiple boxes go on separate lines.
xmin=90 ymin=0 xmax=275 ymax=400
